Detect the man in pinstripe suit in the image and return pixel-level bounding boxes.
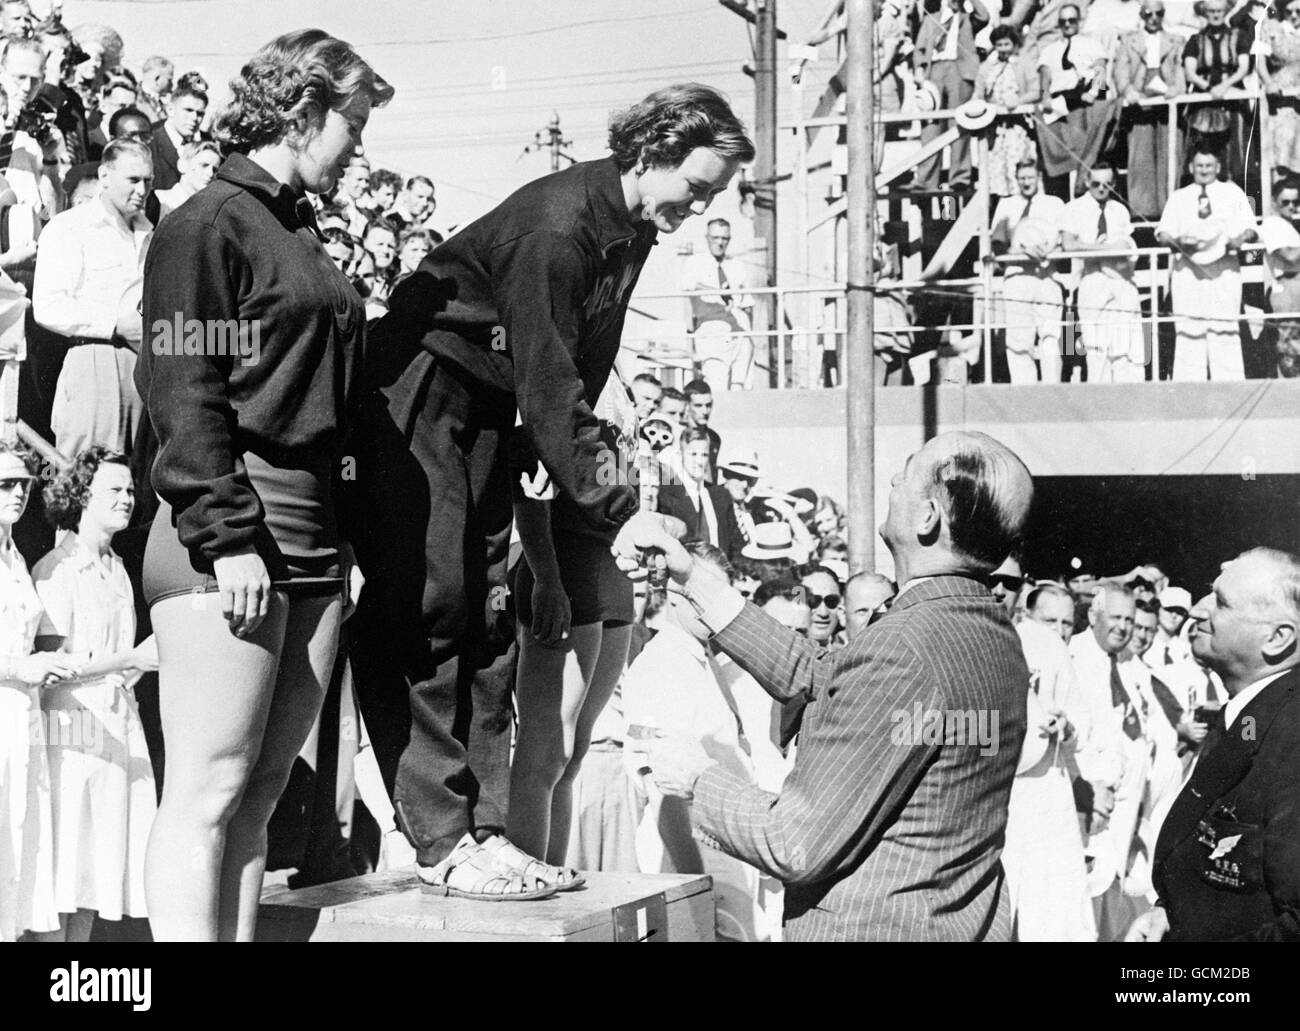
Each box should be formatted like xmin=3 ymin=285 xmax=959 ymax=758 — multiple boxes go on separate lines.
xmin=615 ymin=430 xmax=1035 ymax=941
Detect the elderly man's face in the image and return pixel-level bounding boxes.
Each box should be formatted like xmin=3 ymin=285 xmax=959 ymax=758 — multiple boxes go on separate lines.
xmin=705 ymin=224 xmax=731 ymax=260
xmin=4 ymin=47 xmax=44 ymax=107
xmin=1203 ymin=0 xmax=1228 ymax=25
xmin=1188 ymin=553 xmax=1293 ymax=678
xmin=1059 ymin=5 xmax=1081 ymax=37
xmin=1092 ymin=589 xmax=1137 ymax=655
xmin=1030 ymin=591 xmax=1076 ymax=645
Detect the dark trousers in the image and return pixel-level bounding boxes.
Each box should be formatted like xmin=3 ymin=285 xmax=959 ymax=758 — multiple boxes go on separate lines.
xmin=351 ymin=342 xmax=517 ymax=865
xmin=915 ymin=61 xmax=973 ymax=191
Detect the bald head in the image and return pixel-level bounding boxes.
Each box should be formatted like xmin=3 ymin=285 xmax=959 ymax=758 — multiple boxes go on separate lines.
xmin=845 ymin=572 xmax=895 ymax=639
xmin=881 ymin=431 xmax=1034 ymax=581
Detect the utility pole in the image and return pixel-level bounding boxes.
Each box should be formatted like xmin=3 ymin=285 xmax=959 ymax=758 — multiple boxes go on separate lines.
xmin=754 ymin=0 xmax=778 ymax=387
xmin=524 ymin=113 xmax=575 ymax=172
xmin=846 ymin=0 xmax=876 ymax=573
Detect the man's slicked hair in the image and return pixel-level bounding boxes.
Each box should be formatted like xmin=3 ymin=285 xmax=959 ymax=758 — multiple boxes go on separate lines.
xmin=924 ymin=431 xmax=1033 ymax=571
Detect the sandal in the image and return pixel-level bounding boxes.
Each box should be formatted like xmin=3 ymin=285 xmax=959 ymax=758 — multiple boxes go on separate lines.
xmin=479 ymin=835 xmax=587 ymax=892
xmin=416 ymin=834 xmax=558 ymax=901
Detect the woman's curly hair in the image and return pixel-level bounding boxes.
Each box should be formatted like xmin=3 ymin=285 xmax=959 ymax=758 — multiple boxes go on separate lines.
xmin=215 ymin=29 xmax=394 ymax=154
xmin=608 ymin=83 xmax=755 ymax=173
xmin=43 ymin=447 xmax=130 ymax=532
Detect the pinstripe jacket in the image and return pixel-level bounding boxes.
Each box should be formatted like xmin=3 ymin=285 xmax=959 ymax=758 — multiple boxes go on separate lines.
xmin=694 ymin=575 xmax=1028 ymax=941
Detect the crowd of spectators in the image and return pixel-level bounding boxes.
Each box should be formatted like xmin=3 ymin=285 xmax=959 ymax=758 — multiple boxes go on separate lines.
xmin=848 ymin=0 xmax=1300 ymax=383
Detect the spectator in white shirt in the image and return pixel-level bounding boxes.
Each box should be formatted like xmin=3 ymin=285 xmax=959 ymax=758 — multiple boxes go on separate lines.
xmin=1062 ymin=162 xmax=1148 ymax=382
xmin=1155 ymin=146 xmax=1256 ymax=380
xmin=680 ymin=217 xmax=753 ymax=392
xmin=990 ymin=159 xmax=1066 ymax=382
xmin=32 ymin=138 xmax=152 ymax=457
xmin=623 ymin=542 xmax=772 ymax=939
xmin=1248 ymin=174 xmax=1300 ymax=377
xmin=1038 ymin=4 xmax=1111 ymax=113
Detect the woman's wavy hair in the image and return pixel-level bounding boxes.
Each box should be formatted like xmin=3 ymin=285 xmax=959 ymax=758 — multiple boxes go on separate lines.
xmin=43 ymin=446 xmax=129 ymax=532
xmin=608 ymin=83 xmax=755 ymax=173
xmin=214 ymin=29 xmax=394 ymax=154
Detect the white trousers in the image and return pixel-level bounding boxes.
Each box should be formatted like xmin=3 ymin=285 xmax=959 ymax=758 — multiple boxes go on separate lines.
xmin=1170 ymin=264 xmax=1245 ymax=381
xmin=1002 ymin=273 xmax=1063 ymax=383
xmin=1077 ymin=271 xmax=1147 ymax=383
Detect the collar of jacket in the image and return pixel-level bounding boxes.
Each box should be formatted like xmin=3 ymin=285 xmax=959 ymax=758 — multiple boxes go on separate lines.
xmin=889 ymin=573 xmax=991 ymax=613
xmin=216 ymin=151 xmax=320 ymax=234
xmin=587 ymin=155 xmax=645 ymax=258
xmin=1156 ymin=667 xmax=1299 ymax=862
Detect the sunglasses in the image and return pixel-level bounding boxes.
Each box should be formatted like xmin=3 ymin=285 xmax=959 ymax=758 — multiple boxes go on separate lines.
xmin=987 ymin=574 xmax=1024 ymax=592
xmin=1279 ymin=197 xmax=1300 ymax=207
xmin=1162 ymin=607 xmax=1189 ymax=617
xmin=1059 ymin=16 xmax=1079 ymax=24
xmin=804 ymin=592 xmax=842 ymax=610
xmin=1140 ymin=9 xmax=1164 ymax=15
xmin=0 ymin=478 xmax=33 ymax=492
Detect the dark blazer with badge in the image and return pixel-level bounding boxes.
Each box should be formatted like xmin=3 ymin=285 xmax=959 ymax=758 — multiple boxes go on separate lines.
xmin=1154 ymin=668 xmax=1300 ymax=941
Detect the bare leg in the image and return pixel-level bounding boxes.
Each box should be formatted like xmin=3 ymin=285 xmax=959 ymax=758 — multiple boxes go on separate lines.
xmin=221 ymin=594 xmax=341 ymax=941
xmin=548 ymin=623 xmax=632 ymax=866
xmin=505 ymin=623 xmax=601 ymax=860
xmin=144 ymin=592 xmax=288 ymax=942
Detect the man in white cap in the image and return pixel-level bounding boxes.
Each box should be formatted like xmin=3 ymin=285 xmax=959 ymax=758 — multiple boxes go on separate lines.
xmin=1061 ymin=161 xmax=1147 ymax=382
xmin=718 ymin=448 xmax=761 ymax=545
xmin=1155 ymin=146 xmax=1255 ymax=381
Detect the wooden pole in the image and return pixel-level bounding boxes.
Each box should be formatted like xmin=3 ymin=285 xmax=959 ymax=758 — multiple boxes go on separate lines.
xmin=846 ymin=0 xmax=875 ymax=573
xmin=755 ymin=0 xmax=779 ymax=387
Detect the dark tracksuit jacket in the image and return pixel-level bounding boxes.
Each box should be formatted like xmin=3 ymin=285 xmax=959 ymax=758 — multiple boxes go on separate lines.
xmin=352 ymin=156 xmax=652 ymax=857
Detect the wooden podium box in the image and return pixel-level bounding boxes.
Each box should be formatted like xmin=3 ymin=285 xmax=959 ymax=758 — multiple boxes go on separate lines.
xmin=257 ymin=870 xmax=715 ymax=942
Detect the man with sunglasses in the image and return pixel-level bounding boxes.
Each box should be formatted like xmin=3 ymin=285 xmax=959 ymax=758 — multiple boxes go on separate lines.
xmin=987 ymin=553 xmax=1025 ymax=614
xmin=1038 ymin=5 xmax=1110 ymax=113
xmin=1248 ymin=174 xmax=1300 ymax=377
xmin=799 ymin=565 xmax=844 ymax=647
xmin=1062 ymin=161 xmax=1148 ymax=382
xmin=612 ymin=430 xmax=1035 ymax=940
xmin=1113 ymin=2 xmax=1186 ymax=220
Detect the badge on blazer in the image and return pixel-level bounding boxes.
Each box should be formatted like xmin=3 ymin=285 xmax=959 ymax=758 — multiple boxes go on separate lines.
xmin=1195 ymin=807 xmax=1262 ymax=894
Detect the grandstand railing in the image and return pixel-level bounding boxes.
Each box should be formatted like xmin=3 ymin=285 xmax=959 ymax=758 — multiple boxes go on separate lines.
xmin=628 ymin=236 xmax=1295 ymax=389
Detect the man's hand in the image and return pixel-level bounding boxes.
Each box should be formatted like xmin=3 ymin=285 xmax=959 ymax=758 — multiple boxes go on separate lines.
xmin=1177 ymin=714 xmax=1209 ymax=744
xmin=611 ymin=511 xmax=691 ymax=583
xmin=644 ymin=734 xmax=713 ymax=800
xmin=115 ymin=280 xmax=144 ymax=346
xmin=1125 ymin=906 xmax=1170 ymax=942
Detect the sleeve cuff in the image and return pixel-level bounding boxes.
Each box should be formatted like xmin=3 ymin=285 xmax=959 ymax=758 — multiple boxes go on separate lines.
xmin=683 ymin=561 xmax=745 ymax=634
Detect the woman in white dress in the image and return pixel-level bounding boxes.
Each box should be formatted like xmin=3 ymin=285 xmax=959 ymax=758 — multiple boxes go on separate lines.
xmin=32 ymin=447 xmax=157 ymax=940
xmin=0 ymin=442 xmax=76 ymax=942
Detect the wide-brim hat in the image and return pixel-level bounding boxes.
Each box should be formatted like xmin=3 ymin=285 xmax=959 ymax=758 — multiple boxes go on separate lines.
xmin=954 ymin=98 xmax=997 ymax=132
xmin=741 ymin=521 xmax=801 ymax=561
xmin=1187 ymin=226 xmax=1227 ymax=266
xmin=718 ymin=448 xmax=760 ymax=480
xmin=1158 ymin=586 xmax=1192 ymax=611
xmin=914 ymin=79 xmax=942 ymax=114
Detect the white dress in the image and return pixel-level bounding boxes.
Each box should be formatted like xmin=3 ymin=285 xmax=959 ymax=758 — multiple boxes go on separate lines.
xmin=0 ymin=536 xmax=59 ymax=940
xmin=32 ymin=534 xmax=155 ymax=921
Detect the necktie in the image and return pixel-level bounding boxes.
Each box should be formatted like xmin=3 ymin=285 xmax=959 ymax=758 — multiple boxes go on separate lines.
xmin=1019 ymin=196 xmax=1033 ymax=224
xmin=1198 ymin=186 xmax=1212 ymax=219
xmin=717 ymin=261 xmax=732 ymax=305
xmin=1061 ymin=38 xmax=1074 ymax=72
xmin=1097 ymin=200 xmax=1108 ymax=240
xmin=696 ymin=487 xmax=713 ymax=544
xmin=1111 ymin=655 xmax=1143 ymax=741
xmin=937 ymin=13 xmax=955 ymax=57
xmin=1163 ymin=645 xmax=1172 ymax=665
